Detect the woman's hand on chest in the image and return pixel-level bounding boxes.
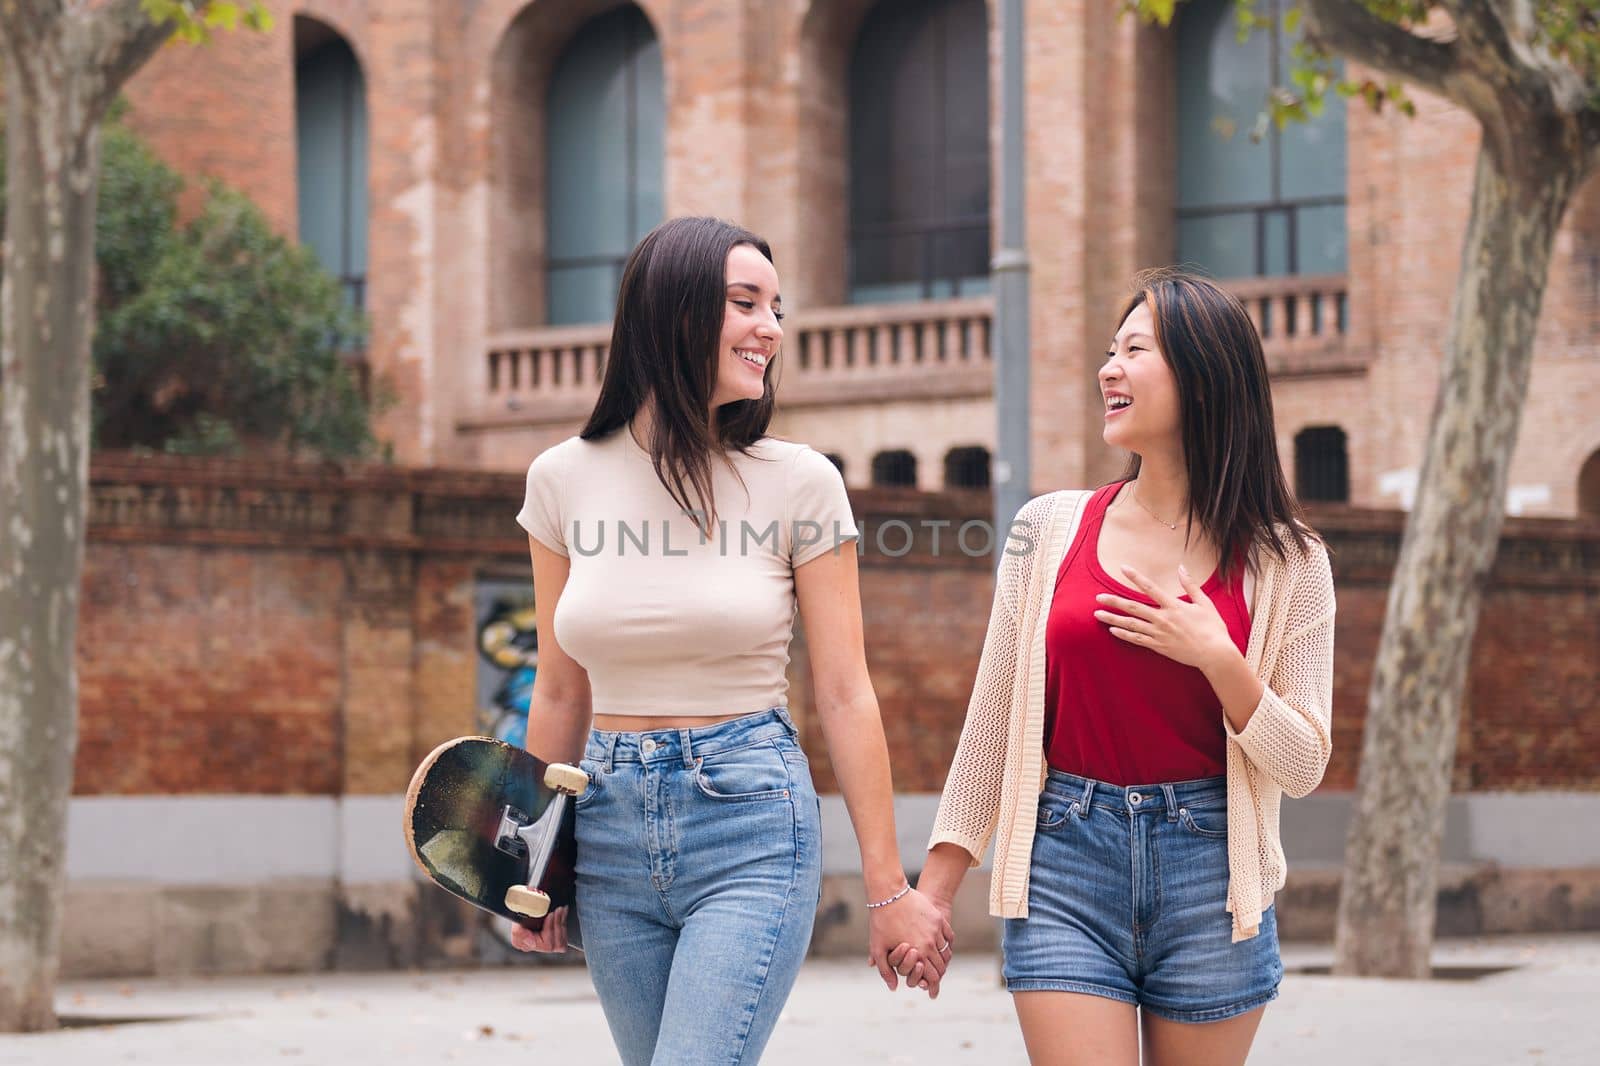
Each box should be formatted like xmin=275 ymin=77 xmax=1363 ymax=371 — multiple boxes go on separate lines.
xmin=1092 ymin=563 xmax=1238 ymax=672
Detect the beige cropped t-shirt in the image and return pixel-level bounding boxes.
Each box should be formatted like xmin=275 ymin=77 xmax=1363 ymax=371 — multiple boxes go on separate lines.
xmin=516 ymin=429 xmax=859 ymax=717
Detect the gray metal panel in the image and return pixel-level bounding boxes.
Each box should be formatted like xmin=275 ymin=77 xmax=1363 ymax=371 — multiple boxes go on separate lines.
xmin=1464 ymin=793 xmax=1600 ymax=868
xmin=339 ymin=795 xmax=415 ymax=883
xmin=66 ymin=791 xmax=1600 ymax=888
xmin=67 ymin=796 xmax=337 ymax=882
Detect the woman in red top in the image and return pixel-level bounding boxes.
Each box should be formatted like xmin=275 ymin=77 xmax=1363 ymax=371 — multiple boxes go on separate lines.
xmin=910 ymin=270 xmax=1327 ymax=1065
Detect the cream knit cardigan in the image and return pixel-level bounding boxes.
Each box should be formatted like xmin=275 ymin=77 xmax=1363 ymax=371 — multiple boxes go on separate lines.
xmin=928 ymin=490 xmax=1336 ymax=942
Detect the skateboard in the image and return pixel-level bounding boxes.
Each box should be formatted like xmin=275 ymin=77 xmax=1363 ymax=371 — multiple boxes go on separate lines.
xmin=404 ymin=736 xmax=585 ymax=947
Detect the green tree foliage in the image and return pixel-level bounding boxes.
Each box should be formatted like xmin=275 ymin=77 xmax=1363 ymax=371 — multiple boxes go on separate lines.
xmin=1132 ymin=0 xmax=1600 ymax=121
xmin=1537 ymin=0 xmax=1600 ymax=86
xmin=2 ymin=113 xmax=379 ymax=459
xmin=1128 ymin=0 xmax=1420 ymax=127
xmin=140 ymin=0 xmax=273 ymax=42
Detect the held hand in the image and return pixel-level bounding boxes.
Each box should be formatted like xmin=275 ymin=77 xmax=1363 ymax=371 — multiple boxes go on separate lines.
xmin=1094 ymin=564 xmax=1236 ymax=671
xmin=887 ymin=944 xmax=935 ymax=998
xmin=888 ymin=891 xmax=956 ymax=999
xmin=509 ymin=906 xmax=570 ymax=954
xmin=867 ymin=886 xmax=954 ymax=994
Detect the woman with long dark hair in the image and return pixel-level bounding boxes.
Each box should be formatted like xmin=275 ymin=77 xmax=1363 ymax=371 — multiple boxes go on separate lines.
xmin=510 ymin=216 xmax=952 ymax=1064
xmin=917 ymin=270 xmax=1335 ymax=1064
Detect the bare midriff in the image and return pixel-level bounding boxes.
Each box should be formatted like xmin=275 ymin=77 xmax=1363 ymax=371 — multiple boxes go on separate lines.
xmin=591 ymin=712 xmax=752 ymax=733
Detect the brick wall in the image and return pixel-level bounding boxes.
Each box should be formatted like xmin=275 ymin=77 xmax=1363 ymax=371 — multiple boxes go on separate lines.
xmin=79 ymin=545 xmax=344 ymax=794
xmin=76 ymin=455 xmax=1600 ymax=799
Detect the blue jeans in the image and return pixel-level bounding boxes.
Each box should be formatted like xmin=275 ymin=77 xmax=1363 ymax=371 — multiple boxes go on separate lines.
xmin=574 ymin=707 xmax=822 ymax=1065
xmin=1003 ymin=770 xmax=1282 ymax=1022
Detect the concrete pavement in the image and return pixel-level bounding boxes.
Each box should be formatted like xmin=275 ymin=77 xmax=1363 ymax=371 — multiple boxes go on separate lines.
xmin=4 ymin=934 xmax=1595 ymax=1065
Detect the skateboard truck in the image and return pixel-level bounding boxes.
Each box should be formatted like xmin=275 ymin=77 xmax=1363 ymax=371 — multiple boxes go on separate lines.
xmin=494 ymin=805 xmax=534 ymax=859
xmin=502 ymin=763 xmax=589 ymax=919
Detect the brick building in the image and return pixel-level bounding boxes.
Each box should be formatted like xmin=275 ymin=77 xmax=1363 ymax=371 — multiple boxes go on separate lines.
xmin=58 ymin=0 xmax=1600 ymax=976
xmin=118 ymin=0 xmax=1600 ymax=511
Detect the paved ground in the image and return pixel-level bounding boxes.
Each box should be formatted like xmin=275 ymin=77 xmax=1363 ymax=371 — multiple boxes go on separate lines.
xmin=4 ymin=934 xmax=1594 ymax=1064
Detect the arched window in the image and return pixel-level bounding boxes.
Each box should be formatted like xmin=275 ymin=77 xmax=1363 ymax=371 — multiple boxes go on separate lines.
xmin=294 ymin=19 xmax=368 ymax=310
xmin=849 ymin=0 xmax=989 ymax=303
xmin=546 ymin=5 xmax=664 ymax=325
xmin=872 ymin=449 xmax=918 ymax=488
xmin=1579 ymin=449 xmax=1600 ymax=519
xmin=1295 ymin=426 xmax=1349 ymax=503
xmin=944 ymin=445 xmax=991 ymax=489
xmin=1176 ymin=0 xmax=1345 ymax=278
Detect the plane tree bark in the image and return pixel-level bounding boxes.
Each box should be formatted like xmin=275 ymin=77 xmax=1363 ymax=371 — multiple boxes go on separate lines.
xmin=0 ymin=0 xmax=186 ymax=1031
xmin=1298 ymin=0 xmax=1600 ymax=978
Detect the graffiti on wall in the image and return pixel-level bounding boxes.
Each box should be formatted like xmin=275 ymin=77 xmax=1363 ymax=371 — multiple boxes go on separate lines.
xmin=474 ymin=578 xmax=538 ymax=748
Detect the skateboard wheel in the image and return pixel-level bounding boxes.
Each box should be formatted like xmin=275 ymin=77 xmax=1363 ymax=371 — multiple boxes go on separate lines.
xmin=505 ymin=885 xmax=551 ymax=918
xmin=545 ymin=763 xmax=588 ymax=795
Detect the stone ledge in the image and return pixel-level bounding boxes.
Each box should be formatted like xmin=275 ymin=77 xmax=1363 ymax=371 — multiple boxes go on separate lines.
xmin=83 ymin=454 xmax=1600 ymax=585
xmin=61 ymin=879 xmax=338 ymax=979
xmin=61 ymin=866 xmax=1600 ymax=978
xmin=1274 ymin=864 xmax=1600 ymax=942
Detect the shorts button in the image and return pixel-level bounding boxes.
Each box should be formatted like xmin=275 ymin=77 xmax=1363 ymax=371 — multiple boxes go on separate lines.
xmin=1129 ymin=791 xmax=1143 ymax=805
xmin=641 ymin=738 xmax=658 ymax=755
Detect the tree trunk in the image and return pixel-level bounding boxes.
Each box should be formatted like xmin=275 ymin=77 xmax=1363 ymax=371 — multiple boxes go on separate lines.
xmin=0 ymin=0 xmax=179 ymax=1031
xmin=0 ymin=56 xmax=104 ymax=1031
xmin=1332 ymin=142 xmax=1581 ymax=978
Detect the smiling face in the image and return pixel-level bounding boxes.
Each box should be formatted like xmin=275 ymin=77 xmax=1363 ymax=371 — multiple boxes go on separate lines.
xmin=709 ymin=243 xmax=784 ymax=410
xmin=1099 ymin=300 xmax=1182 ymax=455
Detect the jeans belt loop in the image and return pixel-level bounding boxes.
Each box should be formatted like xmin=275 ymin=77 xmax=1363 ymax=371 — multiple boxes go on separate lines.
xmin=679 ymin=727 xmax=696 ymax=768
xmin=776 ymin=706 xmax=798 ymax=738
xmin=1162 ymin=783 xmax=1179 ymax=822
xmin=1076 ymin=776 xmax=1095 ymax=818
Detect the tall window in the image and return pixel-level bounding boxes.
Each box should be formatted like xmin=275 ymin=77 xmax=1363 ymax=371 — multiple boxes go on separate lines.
xmin=944 ymin=446 xmax=991 ymax=489
xmin=849 ymin=0 xmax=989 ymax=303
xmin=295 ymin=22 xmax=368 ymax=310
xmin=872 ymin=450 xmax=918 ymax=487
xmin=546 ymin=6 xmax=664 ymax=325
xmin=1296 ymin=426 xmax=1349 ymax=503
xmin=1176 ymin=0 xmax=1345 ymax=278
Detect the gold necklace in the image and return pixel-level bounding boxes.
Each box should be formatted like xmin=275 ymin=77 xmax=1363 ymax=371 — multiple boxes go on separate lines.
xmin=1127 ymin=482 xmax=1180 ymax=531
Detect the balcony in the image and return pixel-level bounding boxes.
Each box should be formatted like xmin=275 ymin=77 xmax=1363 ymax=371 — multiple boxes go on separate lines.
xmin=460 ymin=277 xmax=1356 ymax=430
xmin=1226 ymin=274 xmax=1365 ymax=378
xmin=464 ymin=297 xmax=995 ymax=429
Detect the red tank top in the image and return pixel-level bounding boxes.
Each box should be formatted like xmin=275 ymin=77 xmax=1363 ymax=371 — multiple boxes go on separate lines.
xmin=1043 ymin=482 xmax=1252 ymax=785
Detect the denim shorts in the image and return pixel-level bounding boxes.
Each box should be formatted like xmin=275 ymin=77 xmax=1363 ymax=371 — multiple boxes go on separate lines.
xmin=574 ymin=707 xmax=822 ymax=1066
xmin=1003 ymin=769 xmax=1282 ymax=1023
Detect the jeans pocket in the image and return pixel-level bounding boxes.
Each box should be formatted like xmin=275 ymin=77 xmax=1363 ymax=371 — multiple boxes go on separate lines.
xmin=695 ymin=742 xmax=792 ymax=802
xmin=573 ymin=758 xmax=601 ymax=809
xmin=1036 ymin=796 xmax=1079 ymax=832
xmin=1177 ymin=805 xmax=1227 ymax=839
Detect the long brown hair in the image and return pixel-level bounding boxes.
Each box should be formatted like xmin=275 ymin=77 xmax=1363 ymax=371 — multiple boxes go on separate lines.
xmin=579 ymin=217 xmax=779 ymax=525
xmin=1117 ymin=268 xmax=1315 ymax=575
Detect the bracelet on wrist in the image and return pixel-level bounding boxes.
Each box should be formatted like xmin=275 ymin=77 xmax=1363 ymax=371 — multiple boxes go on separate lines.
xmin=866 ymin=882 xmax=911 ymax=910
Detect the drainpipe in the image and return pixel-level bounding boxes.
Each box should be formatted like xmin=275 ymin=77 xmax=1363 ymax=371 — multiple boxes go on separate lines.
xmin=992 ymin=0 xmax=1031 ymax=558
